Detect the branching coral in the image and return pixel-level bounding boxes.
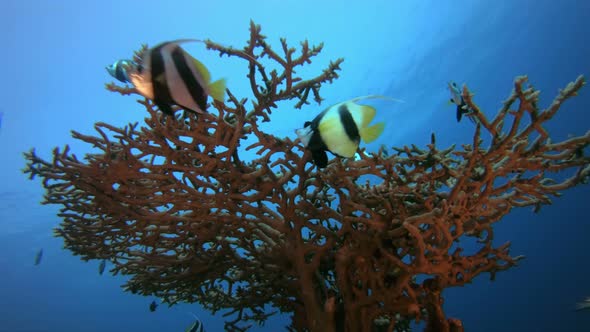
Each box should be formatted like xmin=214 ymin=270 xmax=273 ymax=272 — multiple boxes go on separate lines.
xmin=23 ymin=21 xmax=590 ymax=332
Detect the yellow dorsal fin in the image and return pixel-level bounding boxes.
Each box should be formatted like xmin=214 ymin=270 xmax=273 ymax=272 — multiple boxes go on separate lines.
xmin=360 ymin=122 xmax=385 ymax=143
xmin=208 ymin=78 xmax=227 ymax=102
xmin=359 ymin=104 xmax=377 ymax=128
xmin=191 ymin=56 xmax=211 ymax=83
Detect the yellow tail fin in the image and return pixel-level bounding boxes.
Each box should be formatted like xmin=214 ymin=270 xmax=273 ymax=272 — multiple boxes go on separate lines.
xmin=191 ymin=56 xmax=212 ymax=83
xmin=360 ymin=122 xmax=384 ymax=143
xmin=208 ymin=78 xmax=227 ymax=102
xmin=359 ymin=105 xmax=377 ymax=128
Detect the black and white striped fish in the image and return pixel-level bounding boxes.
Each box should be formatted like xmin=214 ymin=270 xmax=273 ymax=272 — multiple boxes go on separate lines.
xmin=296 ymin=95 xmax=400 ymax=168
xmin=127 ymin=39 xmax=226 ymax=116
xmin=185 ymin=312 xmax=205 ymax=332
xmin=448 ymin=81 xmax=474 ymax=122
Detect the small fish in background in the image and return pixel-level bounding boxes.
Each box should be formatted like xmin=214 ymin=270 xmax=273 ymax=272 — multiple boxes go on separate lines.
xmin=448 ymin=81 xmax=475 ymax=122
xmin=0 ymin=111 xmax=4 ymax=129
xmin=185 ymin=312 xmax=206 ymax=332
xmin=575 ymin=297 xmax=590 ymax=311
xmin=353 ymin=150 xmax=371 ymax=161
xmin=106 ymin=59 xmax=137 ymax=83
xmin=149 ymin=300 xmax=158 ymax=312
xmin=34 ymin=249 xmax=43 ymax=265
xmin=353 ymin=144 xmax=390 ymax=161
xmin=126 ymin=39 xmax=227 ymax=116
xmin=296 ymin=95 xmax=401 ymax=168
xmin=98 ymin=260 xmax=106 ymax=275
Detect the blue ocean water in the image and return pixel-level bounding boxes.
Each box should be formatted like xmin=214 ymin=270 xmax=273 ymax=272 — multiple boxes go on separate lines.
xmin=1 ymin=0 xmax=589 ymax=331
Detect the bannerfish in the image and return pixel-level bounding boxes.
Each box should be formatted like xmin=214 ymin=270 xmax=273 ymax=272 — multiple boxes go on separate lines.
xmin=106 ymin=59 xmax=137 ymax=83
xmin=185 ymin=312 xmax=206 ymax=332
xmin=127 ymin=39 xmax=227 ymax=116
xmin=98 ymin=260 xmax=106 ymax=275
xmin=448 ymin=81 xmax=472 ymax=122
xmin=296 ymin=95 xmax=400 ymax=168
xmin=149 ymin=300 xmax=158 ymax=312
xmin=34 ymin=249 xmax=43 ymax=265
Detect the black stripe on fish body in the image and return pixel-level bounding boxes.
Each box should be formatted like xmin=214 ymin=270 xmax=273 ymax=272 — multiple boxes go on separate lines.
xmin=456 ymin=95 xmax=472 ymax=122
xmin=307 ymin=129 xmax=330 ymax=168
xmin=300 ymin=113 xmax=330 ymax=168
xmin=170 ymin=46 xmax=208 ymax=113
xmin=305 ymin=111 xmax=330 ymax=149
xmin=456 ymin=101 xmax=470 ymax=122
xmin=150 ymin=44 xmax=176 ymax=115
xmin=338 ymin=104 xmax=360 ymax=144
xmin=187 ymin=321 xmax=204 ymax=332
xmin=456 ymin=105 xmax=463 ymax=122
xmin=306 ymin=116 xmax=328 ymax=152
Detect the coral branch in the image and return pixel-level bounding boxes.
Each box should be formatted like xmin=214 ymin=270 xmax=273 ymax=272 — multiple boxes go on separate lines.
xmin=23 ymin=21 xmax=590 ymax=332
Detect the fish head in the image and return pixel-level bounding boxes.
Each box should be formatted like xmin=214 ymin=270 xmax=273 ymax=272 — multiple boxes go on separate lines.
xmin=126 ymin=49 xmax=154 ymax=97
xmin=127 ymin=61 xmax=154 ymax=99
xmin=105 ymin=62 xmax=117 ymax=77
xmin=295 ymin=124 xmax=313 ymax=147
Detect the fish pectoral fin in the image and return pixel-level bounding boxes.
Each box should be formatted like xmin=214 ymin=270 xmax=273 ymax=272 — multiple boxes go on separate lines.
xmin=360 ymin=122 xmax=385 ymax=143
xmin=191 ymin=56 xmax=212 ymax=83
xmin=208 ymin=78 xmax=227 ymax=102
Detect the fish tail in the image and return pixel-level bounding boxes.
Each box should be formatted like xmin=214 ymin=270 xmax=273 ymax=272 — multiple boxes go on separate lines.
xmin=208 ymin=78 xmax=227 ymax=102
xmin=360 ymin=122 xmax=385 ymax=143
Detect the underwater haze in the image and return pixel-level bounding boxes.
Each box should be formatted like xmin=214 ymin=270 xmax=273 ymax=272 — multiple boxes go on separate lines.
xmin=1 ymin=0 xmax=590 ymax=331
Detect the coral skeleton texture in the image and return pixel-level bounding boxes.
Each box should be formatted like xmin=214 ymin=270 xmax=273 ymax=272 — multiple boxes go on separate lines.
xmin=23 ymin=21 xmax=590 ymax=332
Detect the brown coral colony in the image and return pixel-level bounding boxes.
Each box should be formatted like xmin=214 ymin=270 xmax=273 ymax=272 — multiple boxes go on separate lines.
xmin=23 ymin=21 xmax=590 ymax=332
